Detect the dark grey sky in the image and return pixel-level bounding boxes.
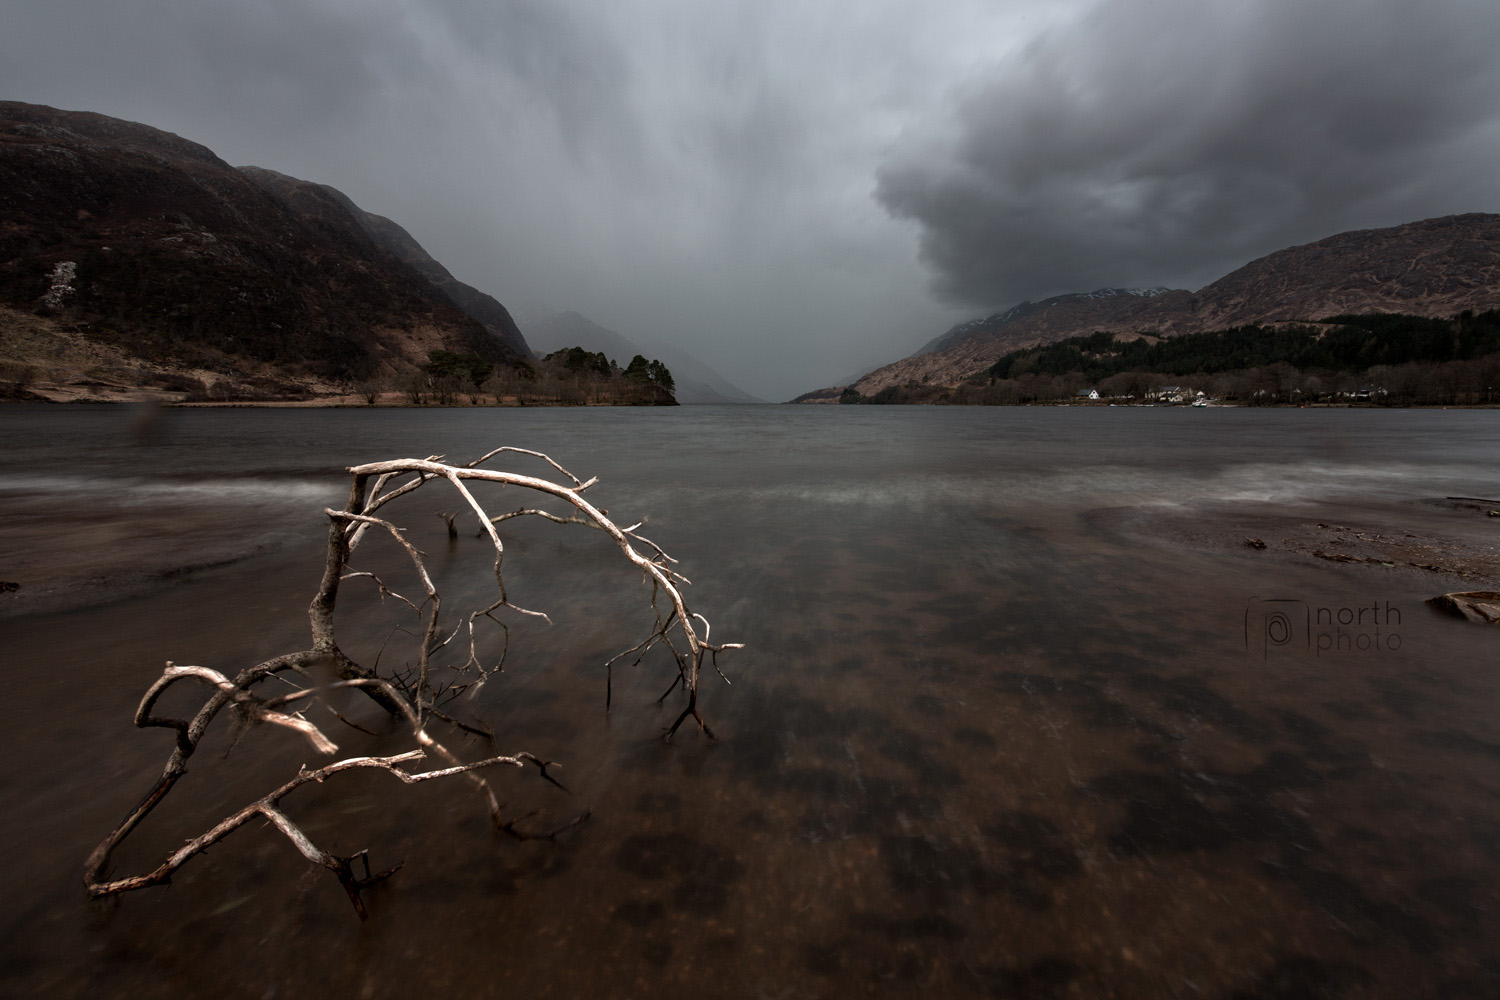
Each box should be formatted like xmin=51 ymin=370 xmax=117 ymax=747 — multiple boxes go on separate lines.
xmin=4 ymin=0 xmax=1498 ymax=398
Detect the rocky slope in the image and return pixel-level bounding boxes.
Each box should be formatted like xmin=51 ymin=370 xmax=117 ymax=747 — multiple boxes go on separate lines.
xmin=523 ymin=309 xmax=766 ymax=405
xmin=839 ymin=214 xmax=1500 ymax=397
xmin=0 ymin=101 xmax=526 ymax=399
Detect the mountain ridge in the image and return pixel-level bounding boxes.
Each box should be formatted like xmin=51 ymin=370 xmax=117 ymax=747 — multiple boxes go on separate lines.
xmin=831 ymin=214 xmax=1500 ymax=398
xmin=236 ymin=166 xmax=532 ymax=360
xmin=0 ymin=101 xmax=528 ymax=399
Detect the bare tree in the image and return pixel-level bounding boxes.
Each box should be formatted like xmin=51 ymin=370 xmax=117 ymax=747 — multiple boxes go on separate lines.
xmin=355 ymin=376 xmax=386 ymax=405
xmin=84 ymin=447 xmax=741 ymax=918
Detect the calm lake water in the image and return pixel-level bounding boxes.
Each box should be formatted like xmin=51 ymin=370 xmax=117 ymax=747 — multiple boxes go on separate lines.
xmin=2 ymin=404 xmax=1499 ymax=999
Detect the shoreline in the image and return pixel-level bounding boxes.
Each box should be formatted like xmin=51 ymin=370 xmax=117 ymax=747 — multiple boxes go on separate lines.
xmin=4 ymin=396 xmax=1500 ymax=410
xmin=2 ymin=392 xmax=680 ymax=408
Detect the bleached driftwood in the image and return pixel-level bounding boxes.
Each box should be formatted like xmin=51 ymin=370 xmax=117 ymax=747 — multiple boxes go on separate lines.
xmin=84 ymin=447 xmax=740 ymax=918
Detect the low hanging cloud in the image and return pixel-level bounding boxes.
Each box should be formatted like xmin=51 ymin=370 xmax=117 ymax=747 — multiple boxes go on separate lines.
xmin=875 ymin=0 xmax=1500 ymax=310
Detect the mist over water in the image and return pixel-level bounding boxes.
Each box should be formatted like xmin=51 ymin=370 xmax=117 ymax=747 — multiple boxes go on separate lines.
xmin=3 ymin=405 xmax=1499 ymax=998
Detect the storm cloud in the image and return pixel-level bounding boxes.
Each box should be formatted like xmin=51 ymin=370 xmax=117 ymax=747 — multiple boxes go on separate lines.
xmin=10 ymin=0 xmax=1043 ymax=396
xmin=876 ymin=0 xmax=1500 ymax=309
xmin=3 ymin=0 xmax=1498 ymax=396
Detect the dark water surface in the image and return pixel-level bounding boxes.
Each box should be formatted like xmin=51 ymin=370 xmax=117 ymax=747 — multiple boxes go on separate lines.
xmin=2 ymin=405 xmax=1499 ymax=998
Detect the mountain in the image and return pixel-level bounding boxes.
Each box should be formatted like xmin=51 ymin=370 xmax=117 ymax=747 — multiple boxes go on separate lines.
xmin=912 ymin=287 xmax=1175 ymax=358
xmin=0 ymin=101 xmax=527 ymax=399
xmin=522 ymin=310 xmax=767 ymax=405
xmin=834 ymin=214 xmax=1500 ymax=397
xmin=238 ymin=167 xmax=531 ymax=359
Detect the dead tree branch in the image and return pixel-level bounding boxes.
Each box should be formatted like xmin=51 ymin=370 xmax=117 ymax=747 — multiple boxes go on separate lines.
xmin=85 ymin=447 xmax=741 ymax=919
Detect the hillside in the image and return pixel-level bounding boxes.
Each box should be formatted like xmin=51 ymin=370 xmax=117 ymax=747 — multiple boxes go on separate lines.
xmin=238 ymin=167 xmax=531 ymax=360
xmin=0 ymin=101 xmax=527 ymax=400
xmin=523 ymin=310 xmax=766 ymax=405
xmin=832 ymin=214 xmax=1500 ymax=398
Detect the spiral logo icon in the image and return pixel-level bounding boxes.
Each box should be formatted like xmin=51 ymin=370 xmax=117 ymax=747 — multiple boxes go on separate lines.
xmin=1245 ymin=598 xmax=1308 ymax=658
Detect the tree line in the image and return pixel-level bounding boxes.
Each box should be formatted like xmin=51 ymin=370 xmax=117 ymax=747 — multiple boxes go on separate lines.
xmin=355 ymin=347 xmax=678 ymax=406
xmin=983 ymin=311 xmax=1500 ymax=382
xmin=839 ymin=311 xmax=1500 ymax=407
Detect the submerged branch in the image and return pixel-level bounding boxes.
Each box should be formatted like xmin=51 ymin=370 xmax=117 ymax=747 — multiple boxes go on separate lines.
xmin=85 ymin=446 xmax=741 ymax=919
